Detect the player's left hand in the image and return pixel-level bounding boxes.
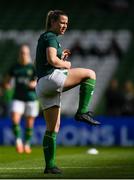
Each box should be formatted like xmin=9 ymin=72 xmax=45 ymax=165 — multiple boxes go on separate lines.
xmin=61 ymin=49 xmax=71 ymax=60
xmin=29 ymin=80 xmax=37 ymax=89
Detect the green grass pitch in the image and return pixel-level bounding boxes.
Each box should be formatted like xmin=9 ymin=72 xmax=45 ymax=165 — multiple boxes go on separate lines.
xmin=0 ymin=146 xmax=134 ymax=179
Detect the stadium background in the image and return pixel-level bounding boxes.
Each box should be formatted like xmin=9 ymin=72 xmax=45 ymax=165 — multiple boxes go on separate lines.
xmin=0 ymin=0 xmax=133 ymax=152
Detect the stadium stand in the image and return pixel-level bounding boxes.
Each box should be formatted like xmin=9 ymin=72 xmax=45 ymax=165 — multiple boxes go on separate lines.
xmin=0 ymin=0 xmax=134 ymax=115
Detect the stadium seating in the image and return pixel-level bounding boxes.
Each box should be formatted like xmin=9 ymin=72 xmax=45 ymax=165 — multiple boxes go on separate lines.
xmin=0 ymin=0 xmax=134 ymax=30
xmin=0 ymin=39 xmax=18 ymax=75
xmin=0 ymin=0 xmax=134 ymax=115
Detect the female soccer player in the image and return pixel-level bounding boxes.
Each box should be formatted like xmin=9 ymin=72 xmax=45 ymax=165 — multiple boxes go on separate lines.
xmin=4 ymin=44 xmax=39 ymax=154
xmin=35 ymin=10 xmax=100 ymax=174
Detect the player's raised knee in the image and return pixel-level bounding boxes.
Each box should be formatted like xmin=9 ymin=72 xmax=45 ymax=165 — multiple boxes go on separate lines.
xmin=88 ymin=69 xmax=96 ymax=80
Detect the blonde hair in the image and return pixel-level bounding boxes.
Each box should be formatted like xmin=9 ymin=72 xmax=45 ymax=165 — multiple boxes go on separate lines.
xmin=45 ymin=10 xmax=68 ymax=31
xmin=18 ymin=44 xmax=32 ymax=63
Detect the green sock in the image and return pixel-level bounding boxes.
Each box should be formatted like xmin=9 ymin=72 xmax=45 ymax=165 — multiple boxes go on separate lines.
xmin=12 ymin=124 xmax=21 ymax=139
xmin=77 ymin=78 xmax=96 ymax=114
xmin=43 ymin=130 xmax=57 ymax=168
xmin=25 ymin=128 xmax=33 ymax=145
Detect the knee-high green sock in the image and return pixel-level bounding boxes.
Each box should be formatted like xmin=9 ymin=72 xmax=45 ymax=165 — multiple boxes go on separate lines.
xmin=43 ymin=130 xmax=57 ymax=168
xmin=12 ymin=124 xmax=21 ymax=139
xmin=77 ymin=78 xmax=96 ymax=114
xmin=25 ymin=128 xmax=33 ymax=145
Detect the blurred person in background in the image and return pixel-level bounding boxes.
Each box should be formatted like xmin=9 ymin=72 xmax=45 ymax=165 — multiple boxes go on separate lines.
xmin=0 ymin=80 xmax=14 ymax=117
xmin=35 ymin=10 xmax=100 ymax=174
xmin=105 ymin=78 xmax=124 ymax=115
xmin=121 ymin=80 xmax=134 ymax=116
xmin=3 ymin=44 xmax=39 ymax=154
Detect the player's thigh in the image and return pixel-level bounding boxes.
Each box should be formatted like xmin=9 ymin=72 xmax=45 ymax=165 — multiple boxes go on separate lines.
xmin=10 ymin=100 xmax=25 ymax=114
xmin=36 ymin=69 xmax=68 ymax=96
xmin=63 ymin=68 xmax=93 ymax=90
xmin=10 ymin=100 xmax=25 ymax=121
xmin=25 ymin=100 xmax=39 ymax=117
xmin=35 ymin=69 xmax=66 ymax=110
xmin=37 ymin=92 xmax=61 ymax=111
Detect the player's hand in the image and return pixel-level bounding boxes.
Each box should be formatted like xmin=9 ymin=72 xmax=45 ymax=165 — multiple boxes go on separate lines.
xmin=61 ymin=49 xmax=71 ymax=60
xmin=64 ymin=61 xmax=71 ymax=69
xmin=29 ymin=80 xmax=37 ymax=89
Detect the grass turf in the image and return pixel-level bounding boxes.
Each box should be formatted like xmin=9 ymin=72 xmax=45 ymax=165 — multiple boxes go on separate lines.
xmin=0 ymin=146 xmax=134 ymax=179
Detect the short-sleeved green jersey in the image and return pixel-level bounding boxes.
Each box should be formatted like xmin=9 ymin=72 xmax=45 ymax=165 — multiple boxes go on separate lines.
xmin=35 ymin=31 xmax=62 ymax=79
xmin=8 ymin=63 xmax=37 ymax=101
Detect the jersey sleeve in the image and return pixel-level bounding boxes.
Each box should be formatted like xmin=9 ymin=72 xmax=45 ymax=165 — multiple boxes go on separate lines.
xmin=46 ymin=35 xmax=58 ymax=49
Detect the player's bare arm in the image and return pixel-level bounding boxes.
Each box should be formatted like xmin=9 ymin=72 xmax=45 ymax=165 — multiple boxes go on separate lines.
xmin=3 ymin=75 xmax=13 ymax=89
xmin=28 ymin=80 xmax=37 ymax=89
xmin=46 ymin=47 xmax=71 ymax=69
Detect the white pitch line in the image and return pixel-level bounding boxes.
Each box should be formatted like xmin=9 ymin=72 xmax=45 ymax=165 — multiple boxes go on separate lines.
xmin=0 ymin=166 xmax=126 ymax=170
xmin=0 ymin=167 xmax=42 ymax=170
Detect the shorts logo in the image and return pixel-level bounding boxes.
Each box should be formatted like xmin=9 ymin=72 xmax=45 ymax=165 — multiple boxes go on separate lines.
xmin=91 ymin=90 xmax=94 ymax=95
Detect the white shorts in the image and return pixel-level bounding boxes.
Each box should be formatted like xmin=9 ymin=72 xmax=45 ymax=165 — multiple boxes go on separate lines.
xmin=10 ymin=100 xmax=39 ymax=117
xmin=35 ymin=69 xmax=68 ymax=110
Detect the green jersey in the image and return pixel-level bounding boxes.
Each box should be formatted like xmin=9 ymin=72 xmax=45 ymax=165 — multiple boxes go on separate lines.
xmin=8 ymin=63 xmax=37 ymax=101
xmin=35 ymin=31 xmax=62 ymax=79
